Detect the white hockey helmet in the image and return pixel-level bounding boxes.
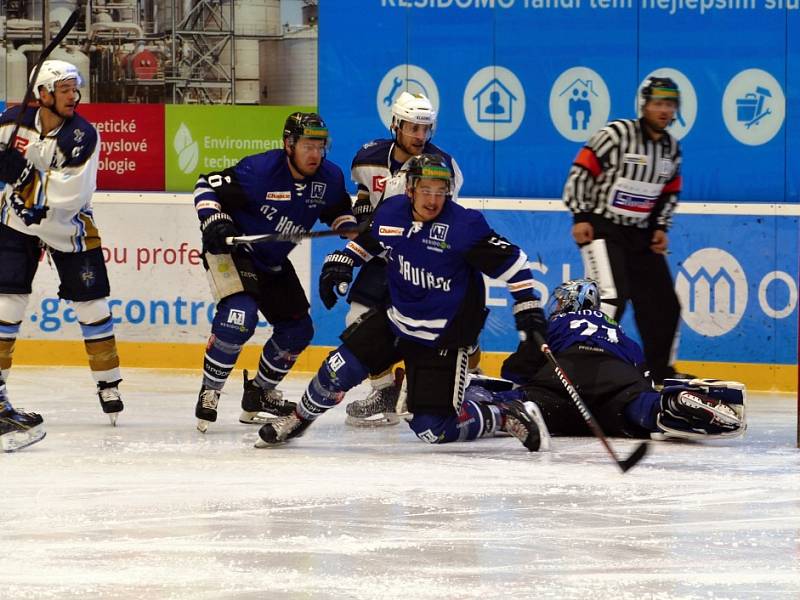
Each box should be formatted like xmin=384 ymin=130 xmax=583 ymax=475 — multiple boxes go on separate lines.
xmin=31 ymin=60 xmax=84 ymax=100
xmin=390 ymin=91 xmax=437 ymax=133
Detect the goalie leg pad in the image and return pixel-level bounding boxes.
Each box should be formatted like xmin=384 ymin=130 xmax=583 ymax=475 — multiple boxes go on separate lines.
xmin=656 ymin=384 xmax=745 ymax=440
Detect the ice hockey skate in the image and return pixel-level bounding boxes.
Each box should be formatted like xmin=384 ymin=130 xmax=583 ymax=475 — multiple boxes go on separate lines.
xmin=255 ymin=407 xmax=311 ymax=448
xmin=344 ymin=369 xmax=403 ymax=427
xmin=0 ymin=405 xmax=46 ymax=452
xmin=501 ymin=399 xmax=551 ymax=452
xmin=240 ymin=369 xmax=297 ymax=424
xmin=195 ymin=386 xmax=221 ymax=433
xmin=97 ymin=380 xmax=124 ymax=426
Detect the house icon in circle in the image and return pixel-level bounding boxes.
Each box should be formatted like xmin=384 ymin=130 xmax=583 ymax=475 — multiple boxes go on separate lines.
xmin=472 ymin=78 xmax=517 ymax=123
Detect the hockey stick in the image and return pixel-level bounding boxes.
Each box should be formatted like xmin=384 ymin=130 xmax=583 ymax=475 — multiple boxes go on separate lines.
xmin=2 ymin=9 xmax=80 ymax=153
xmin=532 ymin=332 xmax=648 ymax=473
xmin=225 ymin=223 xmax=366 ymax=246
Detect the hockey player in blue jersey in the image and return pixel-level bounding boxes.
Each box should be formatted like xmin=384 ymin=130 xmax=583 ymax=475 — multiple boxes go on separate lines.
xmin=193 ymin=112 xmax=357 ymax=433
xmin=342 ymin=91 xmax=467 ymax=427
xmin=255 ymin=154 xmax=551 ymax=451
xmin=500 ymin=279 xmax=746 ymax=441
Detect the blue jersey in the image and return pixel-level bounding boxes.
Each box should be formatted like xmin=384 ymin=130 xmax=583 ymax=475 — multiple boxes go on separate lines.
xmin=194 ymin=149 xmax=355 ymax=271
xmin=547 ymin=309 xmax=645 ymax=367
xmin=344 ymin=194 xmax=536 ymax=347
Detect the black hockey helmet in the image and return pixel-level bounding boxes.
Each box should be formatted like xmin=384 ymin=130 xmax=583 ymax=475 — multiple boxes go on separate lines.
xmin=641 ymin=76 xmax=680 ymax=109
xmin=283 ymin=112 xmax=330 ymax=148
xmin=405 ymin=153 xmax=453 ymax=193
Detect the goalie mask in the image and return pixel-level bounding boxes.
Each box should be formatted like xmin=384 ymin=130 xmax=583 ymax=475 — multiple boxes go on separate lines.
xmin=546 ymin=279 xmax=600 ymax=318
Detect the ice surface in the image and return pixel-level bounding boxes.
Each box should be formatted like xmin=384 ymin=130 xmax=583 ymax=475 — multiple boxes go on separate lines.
xmin=1 ymin=367 xmax=799 ymax=600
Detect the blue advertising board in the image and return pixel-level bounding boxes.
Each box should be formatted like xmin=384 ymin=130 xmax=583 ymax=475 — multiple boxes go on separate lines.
xmin=320 ymin=2 xmax=797 ymax=203
xmin=309 ymin=203 xmax=798 ymax=366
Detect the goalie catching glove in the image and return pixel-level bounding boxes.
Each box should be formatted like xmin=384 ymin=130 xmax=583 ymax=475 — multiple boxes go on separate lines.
xmin=319 ymin=250 xmax=355 ymax=309
xmin=201 ymin=213 xmax=238 ymax=254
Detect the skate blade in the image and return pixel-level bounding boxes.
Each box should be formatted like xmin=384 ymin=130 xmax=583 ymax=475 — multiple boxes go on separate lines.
xmin=1 ymin=425 xmax=46 ymax=453
xmin=345 ymin=413 xmax=401 ymax=428
xmin=239 ymin=411 xmax=274 ymax=425
xmin=254 ymin=437 xmax=287 ymax=449
xmin=196 ymin=419 xmax=211 ymax=433
xmin=108 ymin=413 xmax=119 ymax=427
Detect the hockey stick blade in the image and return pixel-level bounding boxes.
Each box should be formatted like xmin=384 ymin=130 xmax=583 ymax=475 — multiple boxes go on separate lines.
xmin=532 ymin=332 xmax=649 ymax=474
xmin=3 ymin=9 xmax=80 ymax=153
xmin=618 ymin=441 xmax=649 ymax=473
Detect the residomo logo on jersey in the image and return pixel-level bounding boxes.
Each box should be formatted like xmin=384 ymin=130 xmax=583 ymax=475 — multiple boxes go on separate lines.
xmin=174 ymin=123 xmax=199 ymax=174
xmin=675 ymin=248 xmax=748 ymax=337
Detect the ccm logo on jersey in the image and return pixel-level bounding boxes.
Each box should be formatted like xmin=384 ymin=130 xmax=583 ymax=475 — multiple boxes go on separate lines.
xmin=13 ymin=137 xmax=29 ymax=152
xmin=266 ymin=191 xmax=291 ymax=201
xmin=372 ymin=175 xmax=386 ymax=193
xmin=379 ymin=225 xmax=404 ymax=236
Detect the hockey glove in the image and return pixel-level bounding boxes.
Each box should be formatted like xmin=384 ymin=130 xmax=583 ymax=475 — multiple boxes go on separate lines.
xmin=0 ymin=148 xmax=30 ymax=186
xmin=319 ymin=251 xmax=355 ymax=309
xmin=512 ymin=300 xmax=547 ymax=343
xmin=352 ymin=197 xmax=373 ymax=226
xmin=201 ymin=213 xmax=238 ymax=254
xmin=9 ymin=193 xmax=49 ymax=226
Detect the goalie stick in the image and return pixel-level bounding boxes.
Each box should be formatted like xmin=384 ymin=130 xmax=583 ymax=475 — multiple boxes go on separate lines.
xmin=533 ymin=332 xmax=648 ymax=473
xmin=2 ymin=8 xmax=80 ymax=154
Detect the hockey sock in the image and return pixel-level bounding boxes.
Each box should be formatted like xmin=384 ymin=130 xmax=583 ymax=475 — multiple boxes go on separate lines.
xmin=623 ymin=391 xmax=662 ymax=431
xmin=0 ymin=319 xmax=20 ymax=382
xmin=81 ymin=316 xmax=122 ymax=385
xmin=299 ymin=346 xmax=368 ymax=420
xmin=202 ymin=336 xmax=241 ymax=390
xmin=255 ymin=339 xmax=299 ymax=389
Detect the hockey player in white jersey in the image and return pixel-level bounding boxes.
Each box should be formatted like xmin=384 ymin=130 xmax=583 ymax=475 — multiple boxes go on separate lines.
xmin=342 ymin=91 xmax=467 ymax=427
xmin=0 ymin=60 xmax=124 ymax=429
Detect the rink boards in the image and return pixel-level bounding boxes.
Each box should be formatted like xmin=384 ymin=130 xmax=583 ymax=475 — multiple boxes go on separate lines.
xmin=14 ymin=193 xmax=799 ymax=391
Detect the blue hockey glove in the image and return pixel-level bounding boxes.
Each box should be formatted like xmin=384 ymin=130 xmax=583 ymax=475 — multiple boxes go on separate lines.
xmin=201 ymin=213 xmax=238 ymax=254
xmin=0 ymin=148 xmax=30 ymax=187
xmin=512 ymin=300 xmax=547 ymax=343
xmin=9 ymin=193 xmax=49 ymax=226
xmin=319 ymin=251 xmax=355 ymax=309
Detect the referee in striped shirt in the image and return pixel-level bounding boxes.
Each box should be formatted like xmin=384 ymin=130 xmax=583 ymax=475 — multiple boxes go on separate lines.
xmin=562 ymin=77 xmax=686 ymax=385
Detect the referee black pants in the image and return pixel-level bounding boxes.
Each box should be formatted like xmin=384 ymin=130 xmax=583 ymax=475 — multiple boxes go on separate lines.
xmin=579 ymin=217 xmax=681 ymax=383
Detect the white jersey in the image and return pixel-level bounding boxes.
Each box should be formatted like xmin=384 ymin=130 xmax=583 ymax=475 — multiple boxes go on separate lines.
xmin=350 ymin=139 xmax=464 ymax=208
xmin=0 ymin=105 xmax=101 ymax=252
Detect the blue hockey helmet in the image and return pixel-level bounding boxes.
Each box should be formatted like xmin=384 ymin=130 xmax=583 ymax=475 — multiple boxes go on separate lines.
xmin=546 ymin=279 xmax=601 ymax=318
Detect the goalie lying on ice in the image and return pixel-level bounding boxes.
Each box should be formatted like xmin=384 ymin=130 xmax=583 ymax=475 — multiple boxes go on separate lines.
xmin=500 ymin=279 xmax=745 ymax=441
